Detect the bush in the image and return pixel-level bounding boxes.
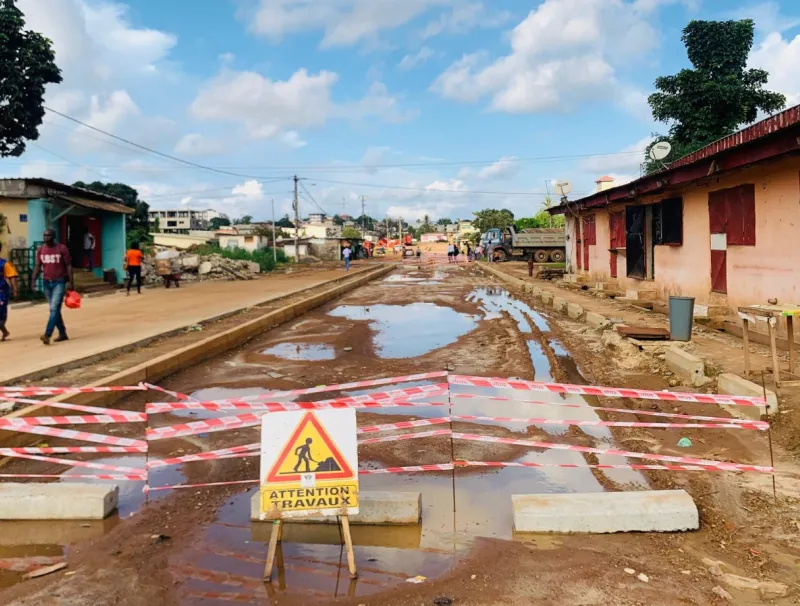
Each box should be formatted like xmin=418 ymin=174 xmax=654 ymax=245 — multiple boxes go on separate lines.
xmin=192 ymin=243 xmax=288 ymax=272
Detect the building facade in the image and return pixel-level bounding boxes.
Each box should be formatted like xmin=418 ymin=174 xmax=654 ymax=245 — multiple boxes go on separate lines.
xmin=149 ymin=208 xmax=219 ymax=233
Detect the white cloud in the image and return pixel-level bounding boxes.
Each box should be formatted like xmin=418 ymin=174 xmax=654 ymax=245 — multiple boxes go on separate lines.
xmin=174 ymin=134 xmax=228 ymax=156
xmin=419 ymin=2 xmax=509 ymax=39
xmin=459 ymin=156 xmax=520 ymax=180
xmin=231 ymin=180 xmax=265 ymax=198
xmin=425 ymin=178 xmax=467 ymax=192
xmin=750 ymin=32 xmax=800 ymax=107
xmin=580 ymin=136 xmax=652 ymax=174
xmin=432 ymin=0 xmax=664 ymax=113
xmin=730 ymin=2 xmax=800 ymax=34
xmin=242 ymin=0 xmax=455 ymax=48
xmin=336 ymin=82 xmax=419 ymax=123
xmin=398 ymin=46 xmax=434 ymax=70
xmin=281 ymin=131 xmax=308 ymax=148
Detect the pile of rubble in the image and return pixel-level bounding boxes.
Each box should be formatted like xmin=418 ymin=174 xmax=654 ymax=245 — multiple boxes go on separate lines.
xmin=142 ymin=249 xmax=262 ymax=284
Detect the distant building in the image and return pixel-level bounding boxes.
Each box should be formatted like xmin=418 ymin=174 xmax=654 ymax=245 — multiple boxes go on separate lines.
xmin=307 ymin=213 xmax=327 ymax=224
xmin=595 ymin=176 xmax=616 ymax=192
xmin=149 ymin=208 xmax=219 ymax=233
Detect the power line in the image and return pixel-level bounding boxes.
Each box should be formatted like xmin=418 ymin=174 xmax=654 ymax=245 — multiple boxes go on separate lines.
xmin=299 ymin=180 xmax=328 ymax=216
xmin=305 ymin=177 xmax=586 ymax=196
xmin=145 ymin=178 xmax=291 ymax=199
xmin=43 ymin=106 xmax=293 ymax=182
xmin=29 ymin=142 xmax=108 ymax=181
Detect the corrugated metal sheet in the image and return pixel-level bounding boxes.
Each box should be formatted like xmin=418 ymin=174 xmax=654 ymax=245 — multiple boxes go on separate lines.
xmin=57 ymin=195 xmax=134 ymax=215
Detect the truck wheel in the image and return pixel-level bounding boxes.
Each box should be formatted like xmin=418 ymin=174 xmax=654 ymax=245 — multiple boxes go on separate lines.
xmin=534 ymin=249 xmax=549 ymax=263
xmin=494 ymin=249 xmax=508 ymax=262
xmin=549 ymin=249 xmax=565 ymax=263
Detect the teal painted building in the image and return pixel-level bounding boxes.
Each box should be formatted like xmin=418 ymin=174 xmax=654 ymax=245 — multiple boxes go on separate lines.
xmin=0 ymin=178 xmax=131 ymax=287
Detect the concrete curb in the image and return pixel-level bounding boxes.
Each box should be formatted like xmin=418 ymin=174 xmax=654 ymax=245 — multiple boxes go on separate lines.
xmin=717 ymin=373 xmax=776 ymax=418
xmin=665 ymin=347 xmax=707 ymax=387
xmin=0 ymin=265 xmax=394 ymax=450
xmin=0 ymin=483 xmax=119 ymax=520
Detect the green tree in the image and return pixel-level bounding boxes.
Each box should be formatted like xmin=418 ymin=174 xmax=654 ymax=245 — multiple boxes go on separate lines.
xmin=472 ymin=208 xmax=515 ymax=236
xmin=233 ymin=215 xmax=253 ymax=225
xmin=645 ymin=19 xmax=785 ymax=173
xmin=73 ymin=181 xmax=151 ymax=246
xmin=436 ymin=217 xmax=453 ymax=226
xmin=0 ymin=0 xmax=62 ymax=157
xmin=332 ymin=214 xmax=345 ymax=226
xmin=341 ymin=226 xmax=361 ymax=239
xmin=275 ymin=214 xmax=294 ymax=228
xmin=208 ymin=216 xmax=231 ymax=230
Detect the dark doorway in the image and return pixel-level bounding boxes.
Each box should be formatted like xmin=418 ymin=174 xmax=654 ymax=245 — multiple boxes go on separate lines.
xmin=626 ymin=205 xmax=646 ymax=279
xmin=61 ymin=215 xmax=102 ymax=270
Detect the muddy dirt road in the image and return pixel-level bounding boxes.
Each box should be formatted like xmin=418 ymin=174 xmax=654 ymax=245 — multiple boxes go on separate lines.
xmin=1 ymin=263 xmax=798 ymax=606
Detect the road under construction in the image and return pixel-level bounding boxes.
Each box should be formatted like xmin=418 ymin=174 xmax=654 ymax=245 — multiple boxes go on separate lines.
xmin=0 ymin=260 xmax=798 ymax=606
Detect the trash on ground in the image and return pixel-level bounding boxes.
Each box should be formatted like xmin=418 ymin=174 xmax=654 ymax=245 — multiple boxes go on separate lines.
xmin=24 ymin=562 xmax=68 ymax=579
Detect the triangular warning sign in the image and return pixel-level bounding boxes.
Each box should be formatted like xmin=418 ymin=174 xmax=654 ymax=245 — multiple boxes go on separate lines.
xmin=266 ymin=412 xmax=354 ymax=483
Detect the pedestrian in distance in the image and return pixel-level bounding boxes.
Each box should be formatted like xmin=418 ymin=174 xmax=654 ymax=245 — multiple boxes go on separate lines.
xmin=447 ymin=242 xmax=455 ymax=263
xmin=32 ymin=228 xmax=74 ymax=345
xmin=125 ymin=242 xmax=144 ymax=295
xmin=465 ymin=241 xmax=472 ymax=262
xmin=452 ymin=242 xmax=459 ymax=263
xmin=342 ymin=244 xmax=352 ymax=271
xmin=0 ymin=242 xmax=20 ymax=342
xmin=528 ymin=251 xmax=535 ymax=277
xmin=83 ymin=230 xmax=96 ymax=272
xmin=415 ymin=245 xmax=421 ymax=258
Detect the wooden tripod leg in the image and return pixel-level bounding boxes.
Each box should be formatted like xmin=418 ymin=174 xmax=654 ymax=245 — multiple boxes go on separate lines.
xmin=341 ymin=515 xmax=358 ymax=579
xmin=263 ymin=520 xmax=282 ymax=581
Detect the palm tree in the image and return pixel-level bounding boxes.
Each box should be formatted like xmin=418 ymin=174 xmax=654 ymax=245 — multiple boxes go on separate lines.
xmin=542 ymin=195 xmax=554 ymax=228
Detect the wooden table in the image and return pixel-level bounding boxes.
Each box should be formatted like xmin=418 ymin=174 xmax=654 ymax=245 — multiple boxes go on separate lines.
xmin=738 ymin=304 xmax=800 ymax=387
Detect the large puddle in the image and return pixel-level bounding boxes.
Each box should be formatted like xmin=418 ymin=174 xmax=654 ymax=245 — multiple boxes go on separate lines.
xmin=261 ymin=343 xmax=336 ymax=361
xmin=328 ymin=303 xmax=478 ymax=358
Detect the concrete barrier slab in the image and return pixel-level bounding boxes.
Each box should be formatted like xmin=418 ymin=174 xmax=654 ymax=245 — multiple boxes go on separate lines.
xmin=552 ymin=296 xmax=567 ymax=313
xmin=512 ymin=490 xmax=698 ymax=533
xmin=541 ymin=293 xmax=554 ymax=305
xmin=665 ymin=346 xmax=706 ymax=387
xmin=567 ymin=302 xmax=585 ymax=320
xmin=717 ymin=373 xmax=775 ymax=418
xmin=585 ymin=312 xmax=611 ymax=330
xmin=251 ymin=491 xmax=421 ymax=525
xmin=0 ymin=483 xmax=119 ymax=520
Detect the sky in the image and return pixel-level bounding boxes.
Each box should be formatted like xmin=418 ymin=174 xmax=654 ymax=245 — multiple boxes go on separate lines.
xmin=2 ymin=0 xmax=800 ymax=223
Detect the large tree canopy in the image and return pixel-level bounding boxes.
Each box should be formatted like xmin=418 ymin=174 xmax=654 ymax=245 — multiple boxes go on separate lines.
xmin=0 ymin=0 xmax=62 ymax=157
xmin=645 ymin=19 xmax=785 ymax=173
xmin=471 ymin=208 xmax=515 ymax=236
xmin=74 ymin=181 xmax=151 ymax=245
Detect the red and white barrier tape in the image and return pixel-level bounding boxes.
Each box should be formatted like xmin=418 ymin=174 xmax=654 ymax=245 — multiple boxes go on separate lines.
xmin=449 ymin=375 xmax=767 ymax=406
xmin=0 ymin=473 xmax=146 ymax=481
xmin=147 ymin=443 xmax=260 ymax=468
xmin=0 ymin=385 xmax=145 ymax=396
xmin=0 ymin=556 xmax=67 ymax=572
xmin=357 ymin=418 xmax=451 ymax=434
xmin=144 ymin=383 xmax=196 ymax=402
xmin=0 ymin=412 xmax=145 ymax=428
xmin=0 ymin=446 xmax=146 ymax=455
xmin=358 ymin=429 xmax=452 ymax=445
xmin=0 ymin=396 xmax=144 ymax=418
xmin=2 ymin=424 xmax=146 ymax=447
xmin=451 ymin=414 xmax=766 ymax=430
xmin=454 ymin=460 xmax=737 ymax=473
xmin=1 ymin=451 xmax=145 ymax=474
xmin=358 ymin=463 xmax=454 ymax=475
xmin=451 ymin=432 xmax=774 ymax=473
xmin=145 ymin=478 xmax=259 ymax=492
xmin=452 ymin=394 xmax=763 ymax=424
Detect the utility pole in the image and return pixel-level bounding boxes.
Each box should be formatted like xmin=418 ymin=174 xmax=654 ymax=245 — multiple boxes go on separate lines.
xmin=293 ymin=175 xmax=300 ymax=260
xmin=271 ymin=198 xmax=277 ymax=265
xmin=359 ymin=195 xmax=367 ymax=238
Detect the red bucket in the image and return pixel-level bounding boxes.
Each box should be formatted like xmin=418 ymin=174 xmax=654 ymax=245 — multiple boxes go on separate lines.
xmin=65 ymin=290 xmax=82 ymax=310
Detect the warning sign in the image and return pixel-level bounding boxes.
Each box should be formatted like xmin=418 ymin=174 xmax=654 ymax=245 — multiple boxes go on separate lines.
xmin=259 ymin=409 xmax=358 ymax=520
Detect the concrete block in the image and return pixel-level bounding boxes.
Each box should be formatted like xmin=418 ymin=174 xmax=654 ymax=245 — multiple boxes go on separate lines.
xmin=0 ymin=483 xmax=119 ymax=520
xmin=665 ymin=346 xmax=706 ymax=387
xmin=541 ymin=292 xmax=554 ymax=306
xmin=585 ymin=312 xmax=611 ymax=330
xmin=567 ymin=302 xmax=584 ymax=320
xmin=552 ymin=296 xmax=567 ymax=313
xmin=251 ymin=491 xmax=421 ymax=525
xmin=717 ymin=373 xmax=776 ymax=417
xmin=512 ymin=490 xmax=698 ymax=534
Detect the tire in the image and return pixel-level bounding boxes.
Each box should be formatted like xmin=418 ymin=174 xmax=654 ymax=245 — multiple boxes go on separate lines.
xmin=533 ymin=249 xmax=549 ymax=263
xmin=549 ymin=249 xmax=565 ymax=263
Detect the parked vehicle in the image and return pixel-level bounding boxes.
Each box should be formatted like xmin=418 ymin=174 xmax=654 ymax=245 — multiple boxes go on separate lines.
xmin=481 ymin=226 xmax=565 ymax=263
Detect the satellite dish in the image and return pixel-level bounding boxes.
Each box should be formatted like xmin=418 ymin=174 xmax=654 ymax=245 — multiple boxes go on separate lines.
xmin=649 ymin=141 xmax=672 ymax=161
xmin=553 ymin=180 xmax=572 ymax=197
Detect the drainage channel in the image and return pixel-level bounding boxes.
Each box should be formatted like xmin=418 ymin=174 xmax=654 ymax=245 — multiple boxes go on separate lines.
xmin=0 ymin=265 xmax=646 ymax=599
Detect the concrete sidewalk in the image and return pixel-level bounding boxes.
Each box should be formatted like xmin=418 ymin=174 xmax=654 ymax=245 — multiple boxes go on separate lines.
xmin=0 ymin=267 xmax=362 ymax=384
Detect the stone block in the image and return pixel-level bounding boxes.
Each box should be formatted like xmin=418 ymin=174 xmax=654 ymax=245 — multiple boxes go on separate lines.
xmin=552 ymin=296 xmax=567 ymax=313
xmin=512 ymin=490 xmax=698 ymax=533
xmin=665 ymin=346 xmax=706 ymax=387
xmin=585 ymin=312 xmax=611 ymax=330
xmin=567 ymin=302 xmax=584 ymax=320
xmin=717 ymin=373 xmax=776 ymax=417
xmin=198 ymin=261 xmax=212 ymax=275
xmin=251 ymin=491 xmax=421 ymax=525
xmin=541 ymin=292 xmax=554 ymax=306
xmin=0 ymin=483 xmax=119 ymax=520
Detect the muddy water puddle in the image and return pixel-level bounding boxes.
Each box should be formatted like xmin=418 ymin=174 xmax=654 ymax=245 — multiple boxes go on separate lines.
xmin=261 ymin=342 xmax=336 ymax=361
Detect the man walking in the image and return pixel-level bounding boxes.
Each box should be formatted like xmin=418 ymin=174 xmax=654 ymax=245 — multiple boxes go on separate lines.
xmin=32 ymin=229 xmax=74 ymax=345
xmin=83 ymin=230 xmax=96 ymax=272
xmin=0 ymin=243 xmax=20 ymax=341
xmin=342 ymin=244 xmax=352 ymax=271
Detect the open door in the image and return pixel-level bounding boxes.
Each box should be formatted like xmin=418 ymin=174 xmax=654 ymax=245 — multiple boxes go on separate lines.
xmin=625 ymin=206 xmax=645 ymax=279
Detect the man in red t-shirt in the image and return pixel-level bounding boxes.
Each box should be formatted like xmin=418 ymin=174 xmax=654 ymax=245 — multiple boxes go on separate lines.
xmin=33 ymin=229 xmax=75 ymax=345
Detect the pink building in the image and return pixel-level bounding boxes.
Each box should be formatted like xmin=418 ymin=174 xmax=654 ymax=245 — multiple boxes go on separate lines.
xmin=549 ymin=104 xmax=800 ymax=334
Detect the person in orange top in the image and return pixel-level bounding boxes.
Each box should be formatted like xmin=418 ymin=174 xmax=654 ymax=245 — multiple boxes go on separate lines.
xmin=0 ymin=242 xmax=20 ymax=341
xmin=124 ymin=242 xmax=144 ymax=295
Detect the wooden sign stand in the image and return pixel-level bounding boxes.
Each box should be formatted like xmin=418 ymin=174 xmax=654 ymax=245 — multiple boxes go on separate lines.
xmin=263 ymin=516 xmax=358 ymax=582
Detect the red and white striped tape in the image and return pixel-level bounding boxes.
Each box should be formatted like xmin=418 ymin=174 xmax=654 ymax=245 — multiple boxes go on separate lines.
xmin=358 ymin=429 xmax=452 ymax=445
xmin=145 ymin=478 xmax=259 ymax=492
xmin=0 ymin=385 xmax=145 ymax=396
xmin=144 ymin=383 xmax=196 ymax=402
xmin=0 ymin=556 xmax=67 ymax=572
xmin=358 ymin=463 xmax=454 ymax=475
xmin=451 ymin=414 xmax=766 ymax=430
xmin=452 ymin=394 xmax=764 ymax=424
xmin=0 ymin=396 xmax=144 ymax=418
xmin=1 ymin=451 xmax=146 ymax=474
xmin=357 ymin=418 xmax=451 ymax=434
xmin=451 ymin=432 xmax=774 ymax=473
xmin=147 ymin=443 xmax=260 ymax=468
xmin=0 ymin=412 xmax=146 ymax=428
xmin=0 ymin=446 xmax=146 ymax=455
xmin=0 ymin=473 xmax=147 ymax=481
xmin=454 ymin=460 xmax=739 ymax=473
xmin=2 ymin=424 xmax=147 ymax=447
xmin=449 ymin=375 xmax=767 ymax=407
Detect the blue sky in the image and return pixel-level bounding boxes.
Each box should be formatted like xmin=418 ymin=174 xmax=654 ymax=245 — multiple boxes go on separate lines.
xmin=2 ymin=0 xmax=799 ymax=222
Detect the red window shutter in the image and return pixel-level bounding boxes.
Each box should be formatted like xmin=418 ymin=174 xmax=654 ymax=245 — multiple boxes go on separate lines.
xmin=609 ymin=213 xmax=625 ymax=248
xmin=583 ymin=215 xmax=597 ymax=245
xmin=735 ymin=184 xmax=756 ymax=246
xmin=708 ymin=190 xmax=727 ymax=234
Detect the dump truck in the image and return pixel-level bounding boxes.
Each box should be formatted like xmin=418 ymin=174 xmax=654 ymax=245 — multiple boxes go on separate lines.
xmin=481 ymin=226 xmax=566 ymax=263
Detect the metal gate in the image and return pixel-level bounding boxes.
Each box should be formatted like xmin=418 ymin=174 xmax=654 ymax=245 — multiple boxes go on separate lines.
xmin=9 ymin=242 xmax=44 ymax=300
